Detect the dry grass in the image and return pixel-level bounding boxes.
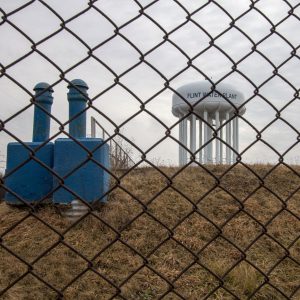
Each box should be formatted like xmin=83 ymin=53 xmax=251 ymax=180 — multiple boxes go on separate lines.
xmin=0 ymin=164 xmax=299 ymax=299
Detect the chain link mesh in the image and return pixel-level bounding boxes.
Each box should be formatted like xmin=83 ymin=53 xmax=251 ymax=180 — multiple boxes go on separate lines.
xmin=0 ymin=0 xmax=300 ymax=299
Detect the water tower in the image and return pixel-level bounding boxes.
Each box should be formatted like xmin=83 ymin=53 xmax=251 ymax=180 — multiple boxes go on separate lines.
xmin=172 ymin=81 xmax=246 ymax=165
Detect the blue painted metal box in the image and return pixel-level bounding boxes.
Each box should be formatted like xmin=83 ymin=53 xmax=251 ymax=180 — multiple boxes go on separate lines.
xmin=4 ymin=142 xmax=54 ymax=204
xmin=52 ymin=138 xmax=110 ymax=204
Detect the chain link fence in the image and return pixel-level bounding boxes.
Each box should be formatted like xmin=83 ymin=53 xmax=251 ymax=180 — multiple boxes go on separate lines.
xmin=0 ymin=0 xmax=300 ymax=299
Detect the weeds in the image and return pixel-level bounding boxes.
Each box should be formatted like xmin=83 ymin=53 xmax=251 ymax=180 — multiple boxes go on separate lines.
xmin=0 ymin=165 xmax=299 ymax=299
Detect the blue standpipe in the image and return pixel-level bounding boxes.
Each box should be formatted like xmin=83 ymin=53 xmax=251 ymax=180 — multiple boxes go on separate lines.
xmin=4 ymin=83 xmax=54 ymax=204
xmin=33 ymin=83 xmax=54 ymax=142
xmin=68 ymin=79 xmax=88 ymax=138
xmin=53 ymin=79 xmax=110 ymax=204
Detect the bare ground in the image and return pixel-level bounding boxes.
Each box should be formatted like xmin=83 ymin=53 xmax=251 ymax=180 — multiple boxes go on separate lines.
xmin=0 ymin=164 xmax=299 ymax=299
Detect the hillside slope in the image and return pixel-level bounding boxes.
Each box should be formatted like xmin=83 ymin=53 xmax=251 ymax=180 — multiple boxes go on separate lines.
xmin=0 ymin=165 xmax=299 ymax=299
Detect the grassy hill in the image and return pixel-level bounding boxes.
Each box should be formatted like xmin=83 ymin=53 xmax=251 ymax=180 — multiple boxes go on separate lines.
xmin=0 ymin=164 xmax=299 ymax=299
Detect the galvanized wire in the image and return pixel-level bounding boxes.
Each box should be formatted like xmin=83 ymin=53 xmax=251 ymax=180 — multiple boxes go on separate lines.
xmin=0 ymin=0 xmax=300 ymax=299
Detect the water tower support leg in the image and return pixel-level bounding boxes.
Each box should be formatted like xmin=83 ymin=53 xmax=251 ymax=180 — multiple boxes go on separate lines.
xmin=183 ymin=117 xmax=188 ymax=165
xmin=226 ymin=112 xmax=231 ymax=164
xmin=199 ymin=118 xmax=202 ymax=164
xmin=190 ymin=114 xmax=196 ymax=159
xmin=207 ymin=116 xmax=213 ymax=163
xmin=215 ymin=111 xmax=220 ymax=164
xmin=179 ymin=119 xmax=183 ymax=166
xmin=220 ymin=120 xmax=223 ymax=164
xmin=236 ymin=117 xmax=239 ymax=159
xmin=233 ymin=117 xmax=237 ymax=163
xmin=203 ymin=110 xmax=208 ymax=164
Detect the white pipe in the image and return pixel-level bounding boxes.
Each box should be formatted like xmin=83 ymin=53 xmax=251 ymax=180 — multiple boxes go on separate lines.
xmin=183 ymin=117 xmax=188 ymax=164
xmin=203 ymin=111 xmax=208 ymax=164
xmin=226 ymin=112 xmax=231 ymax=164
xmin=199 ymin=118 xmax=202 ymax=163
xmin=215 ymin=111 xmax=220 ymax=164
xmin=62 ymin=199 xmax=88 ymax=222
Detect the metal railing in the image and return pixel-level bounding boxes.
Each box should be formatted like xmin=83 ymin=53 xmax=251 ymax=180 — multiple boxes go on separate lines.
xmin=0 ymin=155 xmax=5 ymax=173
xmin=91 ymin=116 xmax=135 ymax=170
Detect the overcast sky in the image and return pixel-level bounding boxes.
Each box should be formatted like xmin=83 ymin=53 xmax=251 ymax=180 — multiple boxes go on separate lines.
xmin=0 ymin=0 xmax=300 ymax=170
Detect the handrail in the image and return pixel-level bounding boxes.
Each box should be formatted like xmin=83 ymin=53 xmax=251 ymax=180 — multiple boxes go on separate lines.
xmin=90 ymin=117 xmax=135 ymax=168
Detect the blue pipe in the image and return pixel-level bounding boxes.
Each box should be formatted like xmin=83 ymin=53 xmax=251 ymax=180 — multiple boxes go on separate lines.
xmin=32 ymin=82 xmax=53 ymax=142
xmin=67 ymin=79 xmax=89 ymax=138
